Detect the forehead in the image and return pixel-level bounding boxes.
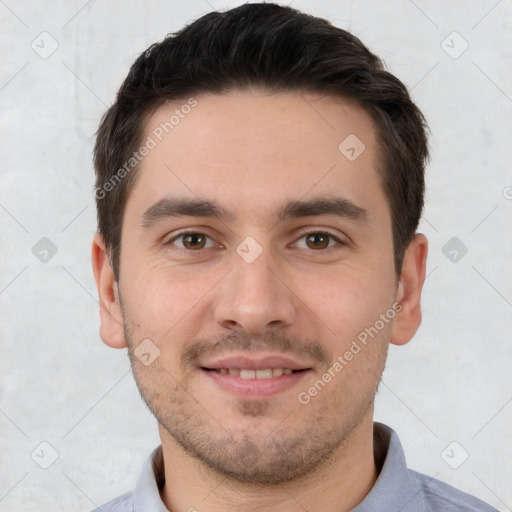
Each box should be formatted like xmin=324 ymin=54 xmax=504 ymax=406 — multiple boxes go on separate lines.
xmin=126 ymin=90 xmax=386 ymax=226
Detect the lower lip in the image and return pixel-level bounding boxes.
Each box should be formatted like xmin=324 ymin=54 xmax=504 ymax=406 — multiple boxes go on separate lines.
xmin=201 ymin=369 xmax=311 ymax=398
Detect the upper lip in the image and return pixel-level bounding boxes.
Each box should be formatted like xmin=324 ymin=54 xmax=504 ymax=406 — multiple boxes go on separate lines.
xmin=199 ymin=353 xmax=313 ymax=371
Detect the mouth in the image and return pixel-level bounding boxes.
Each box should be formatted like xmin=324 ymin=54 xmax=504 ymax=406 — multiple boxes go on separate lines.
xmin=198 ymin=354 xmax=313 ymax=398
xmin=201 ymin=367 xmax=307 ymax=379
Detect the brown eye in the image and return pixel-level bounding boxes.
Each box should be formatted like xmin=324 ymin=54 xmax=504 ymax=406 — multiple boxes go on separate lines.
xmin=166 ymin=232 xmax=215 ymax=251
xmin=293 ymin=231 xmax=344 ymax=251
xmin=182 ymin=233 xmax=206 ymax=250
xmin=305 ymin=232 xmax=330 ymax=250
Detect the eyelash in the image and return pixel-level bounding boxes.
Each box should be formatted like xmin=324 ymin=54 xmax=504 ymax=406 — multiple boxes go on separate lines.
xmin=163 ymin=230 xmax=346 ymax=254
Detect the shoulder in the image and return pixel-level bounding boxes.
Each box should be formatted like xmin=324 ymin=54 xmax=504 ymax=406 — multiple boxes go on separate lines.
xmin=90 ymin=491 xmax=134 ymax=512
xmin=371 ymin=423 xmax=498 ymax=512
xmin=408 ymin=470 xmax=499 ymax=512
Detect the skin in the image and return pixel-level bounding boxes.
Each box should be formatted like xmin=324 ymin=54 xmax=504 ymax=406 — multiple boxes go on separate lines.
xmin=92 ymin=89 xmax=427 ymax=512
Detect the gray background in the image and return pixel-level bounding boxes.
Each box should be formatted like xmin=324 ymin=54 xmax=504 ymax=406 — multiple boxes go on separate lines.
xmin=1 ymin=0 xmax=511 ymax=510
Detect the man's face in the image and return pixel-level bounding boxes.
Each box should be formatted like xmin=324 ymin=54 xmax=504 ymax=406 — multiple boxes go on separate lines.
xmin=109 ymin=90 xmax=403 ymax=483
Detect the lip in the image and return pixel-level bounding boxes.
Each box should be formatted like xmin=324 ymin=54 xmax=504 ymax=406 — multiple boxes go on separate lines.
xmin=199 ymin=353 xmax=313 ymax=371
xmin=198 ymin=352 xmax=313 ymax=399
xmin=202 ymin=366 xmax=311 ymax=398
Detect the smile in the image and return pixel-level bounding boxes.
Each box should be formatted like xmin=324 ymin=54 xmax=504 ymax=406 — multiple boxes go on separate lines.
xmin=203 ymin=368 xmax=305 ymax=379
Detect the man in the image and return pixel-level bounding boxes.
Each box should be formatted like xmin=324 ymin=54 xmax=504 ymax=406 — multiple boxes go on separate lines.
xmin=91 ymin=3 xmax=497 ymax=511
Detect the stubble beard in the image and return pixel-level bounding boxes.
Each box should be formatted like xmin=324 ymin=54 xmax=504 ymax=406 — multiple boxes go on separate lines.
xmin=121 ymin=303 xmax=388 ymax=485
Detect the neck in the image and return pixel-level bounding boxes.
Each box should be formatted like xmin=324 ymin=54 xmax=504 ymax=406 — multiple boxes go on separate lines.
xmin=159 ymin=409 xmax=378 ymax=512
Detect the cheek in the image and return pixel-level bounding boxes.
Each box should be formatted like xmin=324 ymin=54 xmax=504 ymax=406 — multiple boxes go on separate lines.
xmin=123 ymin=264 xmax=207 ymax=325
xmin=300 ymin=275 xmax=393 ymax=390
xmin=300 ymin=268 xmax=389 ymax=342
xmin=120 ymin=267 xmax=217 ymax=373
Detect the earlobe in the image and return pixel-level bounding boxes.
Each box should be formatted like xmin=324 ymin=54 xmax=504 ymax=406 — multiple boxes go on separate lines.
xmin=390 ymin=234 xmax=428 ymax=346
xmin=91 ymin=233 xmax=127 ymax=349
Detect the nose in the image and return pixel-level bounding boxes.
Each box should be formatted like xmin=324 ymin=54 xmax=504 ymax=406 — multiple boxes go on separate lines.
xmin=213 ymin=246 xmax=298 ymax=336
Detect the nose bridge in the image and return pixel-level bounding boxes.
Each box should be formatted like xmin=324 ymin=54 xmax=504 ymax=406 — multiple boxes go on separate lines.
xmin=214 ymin=242 xmax=296 ymax=333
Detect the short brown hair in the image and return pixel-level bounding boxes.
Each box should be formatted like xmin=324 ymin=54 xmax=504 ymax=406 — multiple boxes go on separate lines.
xmin=94 ymin=2 xmax=429 ymax=281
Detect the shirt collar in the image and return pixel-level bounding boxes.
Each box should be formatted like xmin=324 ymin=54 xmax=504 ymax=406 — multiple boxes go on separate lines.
xmin=351 ymin=422 xmax=415 ymax=511
xmin=133 ymin=444 xmax=168 ymax=512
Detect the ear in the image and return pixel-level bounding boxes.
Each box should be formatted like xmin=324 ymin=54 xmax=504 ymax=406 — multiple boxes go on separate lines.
xmin=390 ymin=233 xmax=428 ymax=346
xmin=91 ymin=233 xmax=127 ymax=348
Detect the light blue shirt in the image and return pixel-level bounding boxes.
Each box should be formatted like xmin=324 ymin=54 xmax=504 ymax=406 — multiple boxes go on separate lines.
xmin=92 ymin=422 xmax=497 ymax=511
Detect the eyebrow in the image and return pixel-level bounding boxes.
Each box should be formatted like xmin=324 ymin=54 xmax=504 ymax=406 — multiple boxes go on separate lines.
xmin=140 ymin=195 xmax=368 ymax=228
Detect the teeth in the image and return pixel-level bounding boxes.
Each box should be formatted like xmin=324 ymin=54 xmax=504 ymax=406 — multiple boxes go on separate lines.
xmin=256 ymin=369 xmax=273 ymax=379
xmin=240 ymin=369 xmax=256 ymax=379
xmin=216 ymin=368 xmax=298 ymax=379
